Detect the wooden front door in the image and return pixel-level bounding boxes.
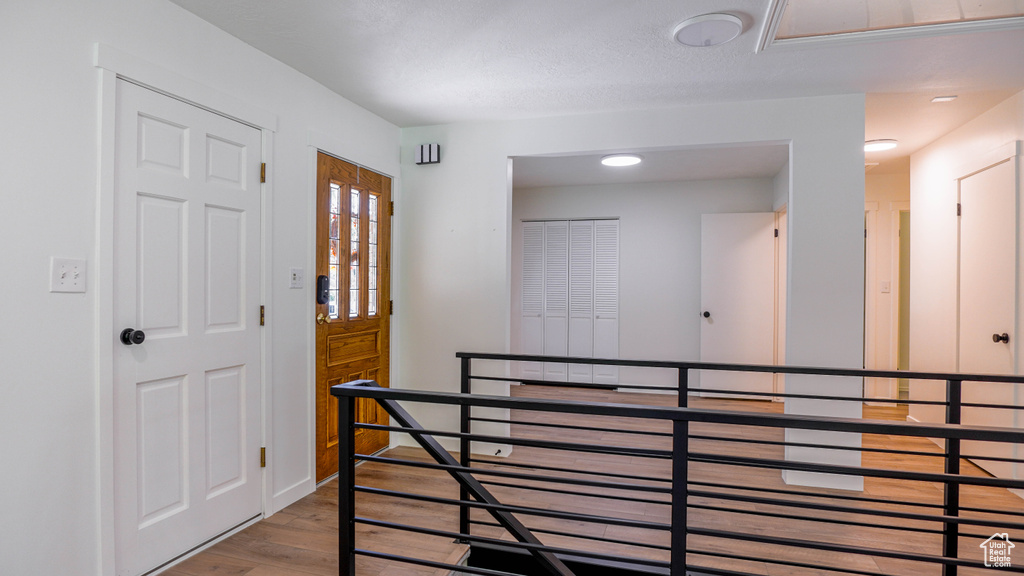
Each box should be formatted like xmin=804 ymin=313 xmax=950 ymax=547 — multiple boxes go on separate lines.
xmin=315 ymin=153 xmax=391 ymax=482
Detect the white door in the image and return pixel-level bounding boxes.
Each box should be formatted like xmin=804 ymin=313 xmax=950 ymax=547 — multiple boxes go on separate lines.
xmin=592 ymin=219 xmax=620 ymax=385
xmin=700 ymin=213 xmax=776 ymax=397
xmin=568 ymin=221 xmax=595 ymax=382
xmin=520 ymin=221 xmax=545 ymax=380
xmin=113 ymin=80 xmax=263 ymax=575
xmin=543 ymin=221 xmax=569 ymax=381
xmin=958 ymin=158 xmax=1017 ymax=479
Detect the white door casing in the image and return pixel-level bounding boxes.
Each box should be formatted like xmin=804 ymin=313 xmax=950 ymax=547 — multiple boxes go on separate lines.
xmin=700 ymin=212 xmax=776 ymax=397
xmin=113 ymin=80 xmax=263 ymax=575
xmin=958 ymin=157 xmax=1018 ymax=480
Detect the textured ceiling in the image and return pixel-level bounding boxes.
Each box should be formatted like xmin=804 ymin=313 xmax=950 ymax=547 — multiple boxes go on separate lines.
xmin=170 ymin=0 xmax=1024 ymax=172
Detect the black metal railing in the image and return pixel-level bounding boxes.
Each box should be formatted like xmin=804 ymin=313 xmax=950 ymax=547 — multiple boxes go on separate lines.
xmin=331 ymin=353 xmax=1024 ymax=576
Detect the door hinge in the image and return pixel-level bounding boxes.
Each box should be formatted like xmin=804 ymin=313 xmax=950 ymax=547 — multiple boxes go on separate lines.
xmin=260 ymin=447 xmax=266 ymax=468
xmin=260 ymin=163 xmax=266 ymax=183
xmin=957 ymin=203 xmax=962 ymax=216
xmin=260 ymin=305 xmax=265 ymax=326
xmin=389 ymin=201 xmax=394 ymax=216
xmin=389 ymin=300 xmax=394 ymax=316
xmin=774 ymin=228 xmax=779 ymax=238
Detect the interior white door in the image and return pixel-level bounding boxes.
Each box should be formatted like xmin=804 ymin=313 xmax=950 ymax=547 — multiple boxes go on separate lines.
xmin=700 ymin=213 xmax=776 ymax=397
xmin=568 ymin=221 xmax=595 ymax=382
xmin=958 ymin=158 xmax=1017 ymax=479
xmin=592 ymin=219 xmax=620 ymax=385
xmin=113 ymin=80 xmax=263 ymax=575
xmin=543 ymin=221 xmax=569 ymax=381
xmin=520 ymin=221 xmax=545 ymax=380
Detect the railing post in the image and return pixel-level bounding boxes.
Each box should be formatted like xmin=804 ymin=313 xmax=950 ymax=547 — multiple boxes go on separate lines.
xmin=337 ymin=390 xmax=356 ymax=576
xmin=459 ymin=356 xmax=471 ymax=542
xmin=943 ymin=379 xmax=962 ymax=576
xmin=672 ymin=367 xmax=689 ymax=575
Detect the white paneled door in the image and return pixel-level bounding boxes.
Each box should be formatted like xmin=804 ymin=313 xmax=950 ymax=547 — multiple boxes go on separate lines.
xmin=958 ymin=157 xmax=1018 ymax=480
xmin=700 ymin=213 xmax=776 ymax=397
xmin=113 ymin=80 xmax=263 ymax=576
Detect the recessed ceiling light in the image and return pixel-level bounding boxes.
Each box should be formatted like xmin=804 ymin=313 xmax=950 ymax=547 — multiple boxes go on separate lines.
xmin=931 ymin=95 xmax=958 ymax=103
xmin=673 ymin=13 xmax=743 ymax=47
xmin=864 ymin=139 xmax=898 ymax=152
xmin=601 ymin=154 xmax=643 ymax=167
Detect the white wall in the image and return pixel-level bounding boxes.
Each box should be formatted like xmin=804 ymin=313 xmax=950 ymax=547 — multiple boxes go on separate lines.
xmin=511 ymin=178 xmax=775 ymax=389
xmin=909 ymin=91 xmax=1024 ymax=425
xmin=0 ymin=1 xmax=399 ymax=574
xmin=864 ymin=172 xmax=910 ymax=400
xmin=397 ymin=95 xmax=867 ymax=479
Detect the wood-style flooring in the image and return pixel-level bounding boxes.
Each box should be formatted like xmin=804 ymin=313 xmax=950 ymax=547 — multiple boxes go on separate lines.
xmin=163 ymin=385 xmax=1024 ymax=576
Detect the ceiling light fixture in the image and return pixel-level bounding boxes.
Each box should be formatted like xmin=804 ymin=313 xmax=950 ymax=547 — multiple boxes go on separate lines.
xmin=673 ymin=13 xmax=743 ymax=47
xmin=864 ymin=139 xmax=898 ymax=152
xmin=931 ymin=95 xmax=958 ymax=103
xmin=601 ymin=154 xmax=643 ymax=167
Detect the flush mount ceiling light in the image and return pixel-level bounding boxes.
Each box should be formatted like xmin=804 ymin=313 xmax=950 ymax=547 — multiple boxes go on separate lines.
xmin=931 ymin=95 xmax=958 ymax=103
xmin=864 ymin=139 xmax=899 ymax=152
xmin=601 ymin=154 xmax=643 ymax=167
xmin=673 ymin=13 xmax=743 ymax=47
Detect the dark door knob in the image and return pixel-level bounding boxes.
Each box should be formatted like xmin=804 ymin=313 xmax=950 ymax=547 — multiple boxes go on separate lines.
xmin=120 ymin=328 xmax=146 ymax=346
xmin=703 ymin=311 xmax=711 ymax=318
xmin=993 ymin=333 xmax=1010 ymax=344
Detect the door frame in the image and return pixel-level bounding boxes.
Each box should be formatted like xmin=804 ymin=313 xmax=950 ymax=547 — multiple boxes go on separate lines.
xmin=95 ymin=44 xmax=277 ymax=575
xmin=306 ymin=135 xmax=399 ymax=487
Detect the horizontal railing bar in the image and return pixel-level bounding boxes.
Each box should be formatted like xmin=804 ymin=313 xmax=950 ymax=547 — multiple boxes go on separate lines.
xmin=468 ymin=457 xmax=671 ymax=484
xmin=469 ymin=519 xmax=672 ymax=551
xmin=355 ymin=485 xmax=671 ymax=531
xmin=356 ymin=453 xmax=672 ymax=494
xmin=332 ymin=385 xmax=1024 ymax=444
xmin=960 ymin=504 xmax=1024 ymax=516
xmin=470 ymin=373 xmax=675 ymax=392
xmin=960 ymin=401 xmax=1024 ymax=410
xmin=688 ymin=479 xmax=945 ymax=510
xmin=355 ymin=548 xmax=521 ymax=576
xmin=687 ymin=527 xmax=1024 ymax=571
xmin=688 ymin=488 xmax=995 ymax=530
xmin=357 ymin=422 xmax=673 ymax=459
xmin=690 ymin=451 xmax=1024 ymax=490
xmin=479 ymin=479 xmax=670 ymax=506
xmin=687 ymin=547 xmax=898 ymax=576
xmin=357 ymin=516 xmax=670 ymax=568
xmin=457 ymin=351 xmax=1024 ymax=383
xmin=688 ymin=502 xmax=944 ymax=535
xmin=959 ymin=452 xmax=1024 ymax=464
xmin=688 ymin=387 xmax=949 ymax=406
xmin=470 ymin=415 xmax=674 ymax=438
xmin=688 ymin=433 xmax=945 ymax=458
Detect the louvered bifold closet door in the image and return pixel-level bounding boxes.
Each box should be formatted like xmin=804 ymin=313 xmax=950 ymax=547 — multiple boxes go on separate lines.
xmin=543 ymin=221 xmax=569 ymax=381
xmin=520 ymin=222 xmax=545 ymax=380
xmin=568 ymin=221 xmax=595 ymax=382
xmin=593 ymin=220 xmax=620 ymax=384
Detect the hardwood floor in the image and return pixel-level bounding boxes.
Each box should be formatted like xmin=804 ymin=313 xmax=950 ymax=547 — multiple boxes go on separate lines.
xmin=164 ymin=385 xmax=1023 ymax=576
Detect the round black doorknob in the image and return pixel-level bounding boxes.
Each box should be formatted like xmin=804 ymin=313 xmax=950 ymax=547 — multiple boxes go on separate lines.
xmin=703 ymin=311 xmax=711 ymax=318
xmin=120 ymin=328 xmax=146 ymax=346
xmin=993 ymin=333 xmax=1010 ymax=344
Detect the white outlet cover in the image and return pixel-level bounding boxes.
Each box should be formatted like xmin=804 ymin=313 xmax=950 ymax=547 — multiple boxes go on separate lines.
xmin=51 ymin=257 xmax=87 ymax=293
xmin=289 ymin=267 xmax=304 ymax=289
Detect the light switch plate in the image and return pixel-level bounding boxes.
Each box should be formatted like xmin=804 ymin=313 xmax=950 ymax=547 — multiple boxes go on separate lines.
xmin=51 ymin=257 xmax=87 ymax=293
xmin=289 ymin=267 xmax=304 ymax=289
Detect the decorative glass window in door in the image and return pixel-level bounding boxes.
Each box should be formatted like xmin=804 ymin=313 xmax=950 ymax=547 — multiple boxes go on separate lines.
xmin=328 ymin=183 xmax=342 ymax=319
